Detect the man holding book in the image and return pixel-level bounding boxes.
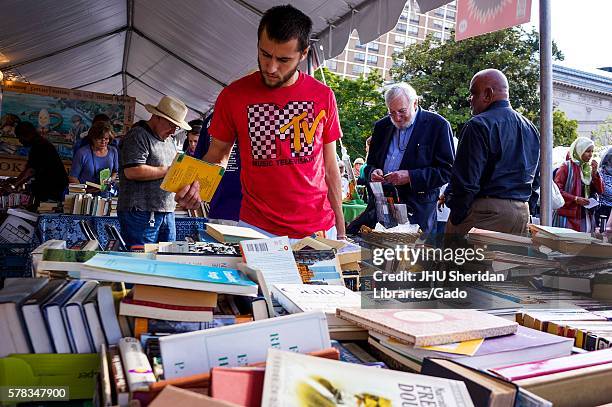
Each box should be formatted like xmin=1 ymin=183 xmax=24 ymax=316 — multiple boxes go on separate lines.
xmin=118 ymin=95 xmax=191 ymax=249
xmin=176 ymin=5 xmax=346 ymax=241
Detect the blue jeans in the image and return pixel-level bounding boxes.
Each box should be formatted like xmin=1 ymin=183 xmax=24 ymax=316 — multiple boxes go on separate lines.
xmin=117 ymin=210 xmax=176 ymax=249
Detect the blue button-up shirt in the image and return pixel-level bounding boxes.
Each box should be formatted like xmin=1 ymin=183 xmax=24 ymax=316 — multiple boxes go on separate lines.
xmin=383 ymin=109 xmax=419 ymax=174
xmin=447 ymin=100 xmax=540 ymax=224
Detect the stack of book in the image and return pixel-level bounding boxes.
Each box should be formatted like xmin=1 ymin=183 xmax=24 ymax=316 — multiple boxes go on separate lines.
xmin=0 ymin=192 xmax=30 ymax=210
xmin=516 ymin=309 xmax=612 ymax=351
xmin=36 ymin=200 xmax=61 ymax=214
xmin=63 ymin=193 xmax=114 ymax=216
xmin=0 ymin=278 xmax=123 ymax=355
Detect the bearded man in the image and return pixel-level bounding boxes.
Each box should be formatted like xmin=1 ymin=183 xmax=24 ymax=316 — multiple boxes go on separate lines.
xmin=364 ymin=82 xmax=455 ymax=235
xmin=176 ymin=5 xmax=346 ymax=241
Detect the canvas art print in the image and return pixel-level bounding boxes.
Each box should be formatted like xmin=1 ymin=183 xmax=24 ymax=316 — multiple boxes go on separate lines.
xmin=0 ymin=81 xmax=135 ymax=160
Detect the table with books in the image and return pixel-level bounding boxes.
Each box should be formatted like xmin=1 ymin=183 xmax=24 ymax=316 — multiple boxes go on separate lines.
xmin=36 ymin=214 xmax=212 ymax=247
xmin=4 ymin=223 xmax=612 ymax=406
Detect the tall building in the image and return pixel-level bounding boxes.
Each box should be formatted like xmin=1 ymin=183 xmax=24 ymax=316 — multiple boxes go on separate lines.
xmin=324 ymin=0 xmax=457 ymax=81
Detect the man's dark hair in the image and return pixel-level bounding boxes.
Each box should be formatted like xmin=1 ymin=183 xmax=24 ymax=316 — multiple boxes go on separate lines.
xmin=258 ymin=5 xmax=312 ymax=52
xmin=14 ymin=121 xmax=37 ymax=136
xmin=92 ymin=113 xmax=111 ymax=123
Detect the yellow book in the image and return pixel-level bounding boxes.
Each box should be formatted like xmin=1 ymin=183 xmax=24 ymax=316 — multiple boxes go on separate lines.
xmin=161 ymin=153 xmax=225 ymax=202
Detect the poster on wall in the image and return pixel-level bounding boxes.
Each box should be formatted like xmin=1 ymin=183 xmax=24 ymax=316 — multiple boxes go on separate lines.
xmin=0 ymin=81 xmax=136 ymax=161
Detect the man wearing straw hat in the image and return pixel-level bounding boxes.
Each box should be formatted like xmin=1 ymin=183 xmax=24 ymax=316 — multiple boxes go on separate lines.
xmin=118 ymin=95 xmax=191 ymax=249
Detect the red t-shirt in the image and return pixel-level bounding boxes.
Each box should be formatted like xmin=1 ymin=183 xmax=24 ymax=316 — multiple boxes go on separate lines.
xmin=209 ymin=71 xmax=342 ymax=238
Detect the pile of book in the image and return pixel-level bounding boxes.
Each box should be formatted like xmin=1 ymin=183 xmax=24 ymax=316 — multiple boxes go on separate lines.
xmin=0 ymin=192 xmax=30 ymax=210
xmin=37 ymin=200 xmax=61 ymax=213
xmin=0 ymin=278 xmax=123 ymax=356
xmin=63 ymin=193 xmax=116 ymax=216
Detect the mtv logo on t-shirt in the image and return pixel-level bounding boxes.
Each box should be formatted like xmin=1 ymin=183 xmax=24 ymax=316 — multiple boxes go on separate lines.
xmin=247 ymin=101 xmax=324 ymax=160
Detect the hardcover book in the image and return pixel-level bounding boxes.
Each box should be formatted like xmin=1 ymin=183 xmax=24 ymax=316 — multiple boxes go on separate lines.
xmin=206 ymin=223 xmax=268 ymax=243
xmin=159 ymin=311 xmax=330 ymax=379
xmin=260 ymin=349 xmax=474 ymax=407
xmin=490 ymin=347 xmax=612 ymax=381
xmin=336 ymin=308 xmax=518 ymax=346
xmin=271 ymin=283 xmax=361 ymax=328
xmin=80 ymin=254 xmax=257 ymax=296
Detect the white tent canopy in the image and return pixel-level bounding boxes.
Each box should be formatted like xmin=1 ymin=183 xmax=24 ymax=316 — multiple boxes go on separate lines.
xmin=1 ymin=0 xmax=409 ymax=121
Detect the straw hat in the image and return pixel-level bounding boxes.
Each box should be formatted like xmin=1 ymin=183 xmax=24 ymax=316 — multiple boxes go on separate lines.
xmin=145 ymin=96 xmax=191 ymax=130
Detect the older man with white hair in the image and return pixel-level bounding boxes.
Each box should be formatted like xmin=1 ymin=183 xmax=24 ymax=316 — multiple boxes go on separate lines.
xmin=360 ymin=82 xmax=455 ymax=234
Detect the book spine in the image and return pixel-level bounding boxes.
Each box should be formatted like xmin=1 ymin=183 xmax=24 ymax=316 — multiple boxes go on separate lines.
xmin=118 ymin=337 xmax=156 ymax=392
xmin=109 ymin=345 xmax=129 ymax=406
xmin=123 ymin=297 xmax=214 ymax=312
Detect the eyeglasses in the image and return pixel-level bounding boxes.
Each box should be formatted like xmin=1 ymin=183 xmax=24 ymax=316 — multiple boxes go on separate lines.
xmin=388 ymin=108 xmax=410 ymax=117
xmin=164 ymin=118 xmax=178 ymax=132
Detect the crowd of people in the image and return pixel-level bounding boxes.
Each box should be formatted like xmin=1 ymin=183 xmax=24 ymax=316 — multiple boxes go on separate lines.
xmin=1 ymin=4 xmax=610 ymax=249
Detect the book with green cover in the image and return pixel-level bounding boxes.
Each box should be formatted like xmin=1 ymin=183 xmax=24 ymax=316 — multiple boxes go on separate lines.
xmin=43 ymin=249 xmax=154 ymax=262
xmin=0 ymin=353 xmax=99 ymax=400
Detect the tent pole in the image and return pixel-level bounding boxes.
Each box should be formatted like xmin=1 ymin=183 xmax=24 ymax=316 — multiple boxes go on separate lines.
xmin=539 ymin=0 xmax=553 ymax=226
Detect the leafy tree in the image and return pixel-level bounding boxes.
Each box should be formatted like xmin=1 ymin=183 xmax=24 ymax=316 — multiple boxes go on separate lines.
xmin=314 ymin=67 xmax=387 ymax=160
xmin=592 ymin=115 xmax=612 ymax=146
xmin=551 ymin=109 xmax=578 ymax=147
xmin=390 ymin=27 xmax=564 ymax=135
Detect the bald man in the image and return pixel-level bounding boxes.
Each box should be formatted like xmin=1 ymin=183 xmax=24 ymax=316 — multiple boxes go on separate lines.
xmin=445 ymin=69 xmax=540 ymax=236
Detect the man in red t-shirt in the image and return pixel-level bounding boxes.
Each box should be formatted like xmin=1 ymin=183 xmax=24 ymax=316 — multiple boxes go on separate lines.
xmin=177 ymin=5 xmax=346 ymax=240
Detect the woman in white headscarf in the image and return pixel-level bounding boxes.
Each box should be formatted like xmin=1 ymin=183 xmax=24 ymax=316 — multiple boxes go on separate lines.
xmin=553 ymin=137 xmax=604 ymax=232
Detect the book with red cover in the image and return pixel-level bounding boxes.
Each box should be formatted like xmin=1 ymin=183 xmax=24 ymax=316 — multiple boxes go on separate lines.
xmin=490 ymin=348 xmax=612 ymax=381
xmin=120 ymin=291 xmax=214 ymax=322
xmin=210 ymin=367 xmax=265 ymax=407
xmin=336 ymin=308 xmax=518 ymax=346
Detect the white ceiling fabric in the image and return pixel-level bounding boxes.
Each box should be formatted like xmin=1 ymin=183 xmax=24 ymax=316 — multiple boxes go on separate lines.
xmin=1 ymin=0 xmax=408 ymax=119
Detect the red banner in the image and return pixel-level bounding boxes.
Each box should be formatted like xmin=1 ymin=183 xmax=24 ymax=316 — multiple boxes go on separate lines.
xmin=455 ymin=0 xmax=532 ymax=41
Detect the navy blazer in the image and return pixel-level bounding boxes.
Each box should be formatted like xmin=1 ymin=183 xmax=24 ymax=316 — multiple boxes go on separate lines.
xmin=364 ymin=108 xmax=455 ymax=234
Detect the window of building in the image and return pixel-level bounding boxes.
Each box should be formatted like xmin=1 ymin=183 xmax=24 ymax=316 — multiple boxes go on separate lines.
xmin=352 ymin=65 xmax=365 ymax=74
xmin=406 ymin=38 xmax=417 ymax=45
xmin=394 ymin=34 xmax=405 ymax=44
xmin=367 ymin=54 xmax=378 ymax=64
xmin=368 ymin=42 xmax=379 ymax=51
xmin=355 ymin=40 xmax=365 ymax=49
xmin=433 ymin=19 xmax=443 ymax=29
xmin=354 ymin=52 xmax=365 ymax=62
xmin=393 ymin=46 xmax=403 ymax=54
xmin=399 ymin=13 xmax=407 ymax=21
xmin=446 ymin=10 xmax=456 ymax=19
xmin=409 ymin=15 xmax=420 ymax=24
xmin=396 ymin=22 xmax=407 ymax=32
xmin=434 ymin=9 xmax=445 ymax=17
xmin=326 ymin=60 xmax=337 ymax=70
xmin=408 ymin=26 xmax=419 ymax=36
xmin=433 ymin=31 xmax=443 ymax=40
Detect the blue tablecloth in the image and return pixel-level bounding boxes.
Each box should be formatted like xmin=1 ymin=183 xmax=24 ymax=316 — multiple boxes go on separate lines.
xmin=37 ymin=214 xmax=210 ymax=247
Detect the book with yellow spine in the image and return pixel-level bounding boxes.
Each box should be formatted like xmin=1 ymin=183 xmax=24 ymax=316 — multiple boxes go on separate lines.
xmin=161 ymin=153 xmax=225 ymax=201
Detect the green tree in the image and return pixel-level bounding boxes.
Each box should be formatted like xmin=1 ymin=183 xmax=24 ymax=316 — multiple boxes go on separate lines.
xmin=551 ymin=109 xmax=578 ymax=147
xmin=314 ymin=67 xmax=387 ymax=160
xmin=592 ymin=115 xmax=612 ymax=146
xmin=390 ymin=27 xmax=564 ymax=135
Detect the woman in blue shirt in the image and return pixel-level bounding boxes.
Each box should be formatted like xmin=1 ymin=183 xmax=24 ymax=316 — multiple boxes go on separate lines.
xmin=69 ymin=122 xmax=118 ymax=188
